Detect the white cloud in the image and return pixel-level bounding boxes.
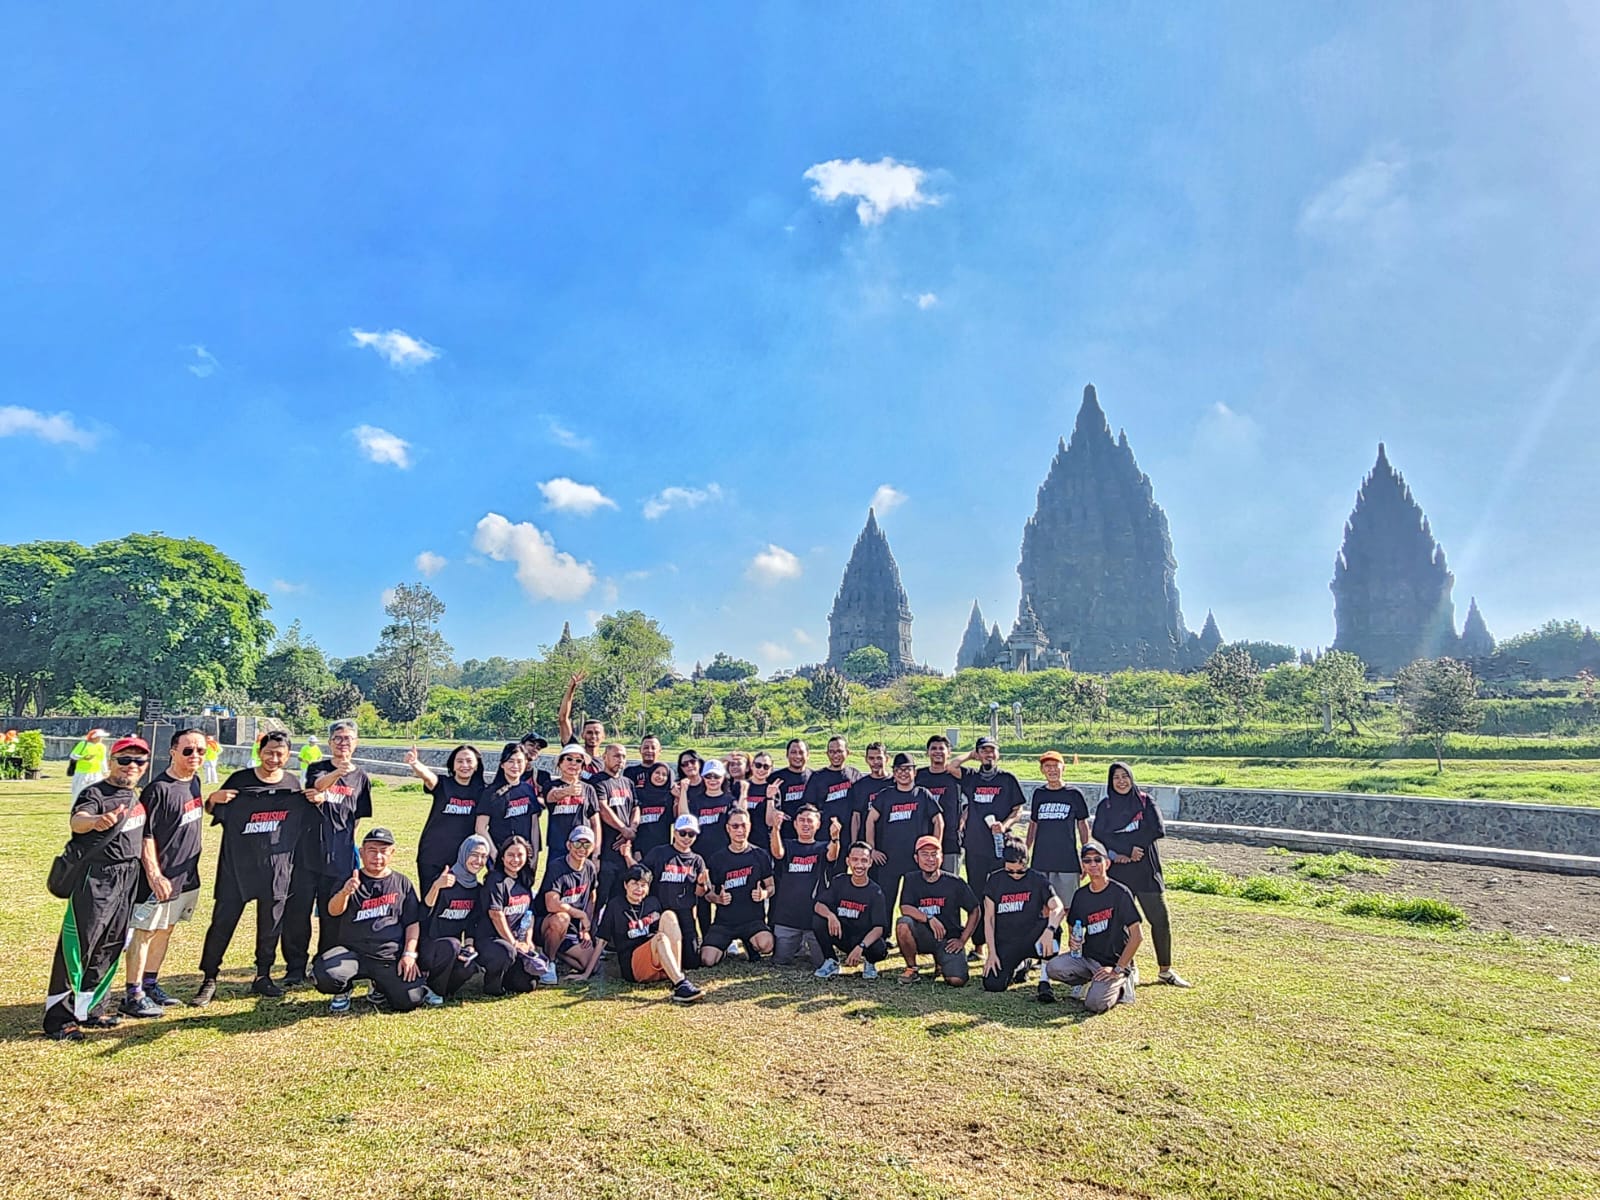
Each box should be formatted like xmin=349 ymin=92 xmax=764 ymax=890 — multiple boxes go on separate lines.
xmin=352 ymin=424 xmax=412 ymax=468
xmin=792 ymin=628 xmax=814 ymax=646
xmin=546 ymin=418 xmax=591 ymax=451
xmin=472 ymin=512 xmax=596 ymax=602
xmin=350 ymin=327 xmax=440 ymax=368
xmin=1196 ymin=401 xmax=1263 ymax=458
xmin=914 ymin=292 xmax=939 ymax=310
xmin=538 ymin=477 xmax=618 ymax=516
xmin=601 ymin=578 xmax=620 ymax=605
xmin=186 ymin=345 xmax=218 ymax=378
xmin=0 ymin=406 xmax=97 ymax=448
xmin=870 ymin=484 xmax=907 ymax=515
xmin=758 ymin=641 xmax=794 ymax=664
xmin=415 ymin=551 xmax=447 ymax=578
xmin=1299 ymin=150 xmax=1408 ymax=236
xmin=271 ymin=579 xmax=307 ymax=595
xmin=642 ymin=483 xmax=723 ymax=520
xmin=804 ymin=157 xmax=938 ymax=226
xmin=746 ymin=544 xmax=802 ymax=586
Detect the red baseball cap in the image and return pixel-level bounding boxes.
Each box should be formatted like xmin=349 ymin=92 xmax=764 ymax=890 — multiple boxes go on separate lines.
xmin=109 ymin=736 xmax=150 ymax=756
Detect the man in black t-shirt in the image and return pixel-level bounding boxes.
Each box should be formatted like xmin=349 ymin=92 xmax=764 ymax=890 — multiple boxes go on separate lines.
xmin=700 ymin=810 xmax=776 ymax=966
xmin=312 ymin=827 xmax=436 ymax=1013
xmin=917 ymin=735 xmax=965 ymax=875
xmin=1045 ymin=839 xmax=1143 ymax=1011
xmin=960 ymin=737 xmax=1026 ymax=950
xmin=865 ymin=753 xmax=944 ymax=911
xmin=623 ymin=733 xmax=666 ymax=788
xmin=1026 ymin=750 xmax=1092 ymax=902
xmin=981 ymin=837 xmax=1064 ymax=997
xmin=43 ymin=737 xmax=151 ymax=1040
xmin=766 ymin=803 xmax=840 ymax=966
xmin=812 ymin=842 xmax=889 ymax=980
xmin=539 ymin=825 xmax=600 ymax=972
xmin=799 ymin=735 xmax=859 ymax=840
xmin=769 ymin=738 xmax=812 ymax=823
xmin=591 ymin=743 xmax=640 ymax=904
xmin=848 ymin=743 xmax=896 ymax=856
xmin=575 ymin=865 xmax=704 ymax=1003
xmin=642 ymin=815 xmax=710 ymax=965
xmin=895 ymin=837 xmax=981 ymax=986
xmin=121 ymin=729 xmax=208 ymax=1017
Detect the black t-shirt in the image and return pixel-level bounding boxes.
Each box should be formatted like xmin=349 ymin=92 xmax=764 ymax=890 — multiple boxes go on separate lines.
xmin=304 ymin=761 xmax=375 ymax=877
xmin=802 ymin=767 xmax=859 ymax=835
xmin=961 ymin=770 xmax=1026 ymax=864
xmin=688 ymin=789 xmax=735 ymax=861
xmin=596 ymin=895 xmax=665 ymax=981
xmin=485 ymin=869 xmax=538 ymax=940
xmin=71 ymin=780 xmax=145 ymax=865
xmin=707 ymin=844 xmax=774 ymax=925
xmin=642 ymin=845 xmax=705 ymax=911
xmin=543 ymin=779 xmax=600 ymax=860
xmin=983 ymin=868 xmax=1057 ymax=945
xmin=139 ymin=771 xmax=204 ymax=893
xmin=1093 ymin=789 xmax=1167 ymax=894
xmin=213 ymin=769 xmax=307 ymax=886
xmin=630 ymin=783 xmax=675 ymax=858
xmin=624 ymin=761 xmax=670 ymax=788
xmin=818 ymin=874 xmax=887 ymax=935
xmin=770 ymin=838 xmax=831 ymax=928
xmin=769 ymin=767 xmax=812 ymax=820
xmin=1068 ymin=879 xmax=1142 ymax=966
xmin=870 ymin=786 xmax=941 ymax=865
xmin=899 ymin=870 xmax=978 ymax=937
xmin=1029 ymin=785 xmax=1090 ymax=872
xmin=591 ymin=771 xmax=638 ymax=864
xmin=484 ymin=781 xmax=541 ymax=856
xmin=425 ymin=880 xmax=484 ymax=941
xmin=914 ymin=768 xmax=965 ymax=854
xmin=337 ymin=870 xmax=420 ymax=961
xmin=539 ymin=854 xmax=599 ymax=926
xmin=418 ymin=777 xmax=484 ymax=867
xmin=739 ymin=779 xmax=775 ymax=835
xmin=849 ymin=774 xmax=897 ymax=837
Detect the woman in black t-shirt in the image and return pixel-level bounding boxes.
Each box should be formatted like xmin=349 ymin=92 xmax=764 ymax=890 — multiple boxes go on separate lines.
xmin=478 ymin=837 xmax=543 ymax=994
xmin=408 ymin=744 xmax=486 ymax=895
xmin=631 ymin=763 xmax=676 ymax=860
xmin=419 ymin=834 xmax=491 ymax=998
xmin=1092 ymin=762 xmax=1189 ymax=989
xmin=481 ymin=742 xmax=542 ymax=860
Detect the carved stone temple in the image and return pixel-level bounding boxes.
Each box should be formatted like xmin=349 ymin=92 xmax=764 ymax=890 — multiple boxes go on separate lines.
xmin=827 ymin=508 xmax=914 ymax=674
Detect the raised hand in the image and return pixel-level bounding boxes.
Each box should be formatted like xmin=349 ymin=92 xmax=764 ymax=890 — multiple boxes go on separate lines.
xmin=93 ymin=804 xmax=126 ymax=831
xmin=438 ymin=867 xmax=456 ymax=890
xmin=207 ymin=789 xmax=237 ymax=807
xmin=829 ymin=817 xmax=842 ymax=840
xmin=340 ymin=870 xmax=361 ymax=898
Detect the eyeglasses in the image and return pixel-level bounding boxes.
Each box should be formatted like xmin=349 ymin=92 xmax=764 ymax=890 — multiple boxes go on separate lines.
xmin=177 ymin=747 xmax=206 ymax=757
xmin=1080 ymin=853 xmax=1105 ymax=863
xmin=115 ymin=756 xmax=150 ymax=766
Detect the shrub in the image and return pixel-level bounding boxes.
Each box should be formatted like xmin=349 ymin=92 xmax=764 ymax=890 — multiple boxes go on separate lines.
xmin=16 ymin=729 xmax=45 ymax=772
xmin=1340 ymin=893 xmax=1466 ymax=926
xmin=1164 ymin=860 xmax=1237 ymax=895
xmin=1237 ymin=875 xmax=1310 ymax=903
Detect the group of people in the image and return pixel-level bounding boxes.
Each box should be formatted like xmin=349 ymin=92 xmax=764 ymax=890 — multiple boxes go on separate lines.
xmin=42 ymin=680 xmax=1189 ymax=1040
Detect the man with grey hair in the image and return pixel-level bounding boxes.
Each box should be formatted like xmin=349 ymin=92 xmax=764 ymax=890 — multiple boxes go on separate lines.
xmin=282 ymin=720 xmax=373 ymax=987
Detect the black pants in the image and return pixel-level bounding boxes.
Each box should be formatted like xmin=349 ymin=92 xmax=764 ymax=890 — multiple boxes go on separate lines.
xmin=200 ymin=858 xmax=292 ymax=979
xmin=812 ymin=918 xmax=888 ymax=965
xmin=597 ymin=858 xmax=627 ymax=908
xmin=282 ymin=867 xmax=341 ymax=974
xmin=871 ymin=859 xmax=912 ymax=913
xmin=418 ymin=936 xmax=480 ymax=998
xmin=43 ymin=861 xmax=137 ymax=1034
xmin=981 ymin=922 xmax=1048 ymax=993
xmin=313 ymin=946 xmax=427 ymax=1010
xmin=478 ymin=937 xmax=537 ymax=994
xmin=669 ymin=905 xmax=700 ymax=967
xmin=964 ymin=853 xmax=1000 ymax=947
xmin=1135 ymin=890 xmax=1173 ymax=966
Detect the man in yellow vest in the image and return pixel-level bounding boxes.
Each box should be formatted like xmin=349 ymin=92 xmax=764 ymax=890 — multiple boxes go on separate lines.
xmin=298 ymin=735 xmax=320 ymax=774
xmin=69 ymin=729 xmax=108 ymax=802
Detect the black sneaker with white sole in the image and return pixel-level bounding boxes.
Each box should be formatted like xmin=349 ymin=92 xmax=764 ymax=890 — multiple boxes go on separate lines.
xmin=671 ymin=979 xmax=704 ymax=1004
xmin=191 ymin=977 xmax=217 ymax=1007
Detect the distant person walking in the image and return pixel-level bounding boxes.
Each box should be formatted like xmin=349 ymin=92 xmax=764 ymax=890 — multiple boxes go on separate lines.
xmin=202 ymin=736 xmax=221 ymax=785
xmin=1092 ymin=762 xmax=1189 ymax=989
xmin=68 ymin=728 xmax=108 ymax=802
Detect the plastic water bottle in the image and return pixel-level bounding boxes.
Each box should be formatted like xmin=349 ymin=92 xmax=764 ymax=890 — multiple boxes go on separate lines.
xmin=1070 ymin=920 xmax=1085 ymax=959
xmin=990 ymin=820 xmax=1005 ymax=858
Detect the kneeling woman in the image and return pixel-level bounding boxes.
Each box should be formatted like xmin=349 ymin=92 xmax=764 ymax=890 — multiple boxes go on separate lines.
xmin=477 ymin=837 xmax=544 ymax=995
xmin=418 ymin=835 xmax=491 ymax=999
xmin=574 ymin=865 xmax=703 ymax=1004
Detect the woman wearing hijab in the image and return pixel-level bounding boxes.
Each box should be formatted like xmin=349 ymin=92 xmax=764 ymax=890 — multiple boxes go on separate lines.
xmin=477 ymin=836 xmax=545 ymax=995
xmin=1091 ymin=762 xmax=1189 ymax=988
xmin=408 ymin=744 xmax=487 ymax=894
xmin=418 ymin=834 xmax=491 ymax=999
xmin=629 ymin=762 xmax=677 ymax=862
xmin=480 ymin=743 xmax=542 ymax=863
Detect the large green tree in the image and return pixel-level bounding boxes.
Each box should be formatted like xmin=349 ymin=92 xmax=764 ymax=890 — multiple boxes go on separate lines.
xmin=253 ymin=621 xmax=335 ymax=724
xmin=371 ymin=582 xmax=453 ymax=727
xmin=1204 ymin=645 xmax=1264 ymax=727
xmin=49 ymin=534 xmax=272 ymax=711
xmin=1307 ymin=650 xmax=1369 ymax=734
xmin=0 ymin=540 xmax=84 ymax=715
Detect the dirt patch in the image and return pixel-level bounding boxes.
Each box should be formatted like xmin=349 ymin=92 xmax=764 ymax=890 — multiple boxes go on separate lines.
xmin=1163 ymin=835 xmax=1600 ymax=941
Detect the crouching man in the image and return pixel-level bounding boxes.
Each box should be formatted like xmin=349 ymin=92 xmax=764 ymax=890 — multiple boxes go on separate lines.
xmin=313 ymin=827 xmax=439 ymax=1014
xmin=1045 ymin=839 xmax=1142 ymax=1012
xmin=574 ymin=865 xmax=704 ymax=1004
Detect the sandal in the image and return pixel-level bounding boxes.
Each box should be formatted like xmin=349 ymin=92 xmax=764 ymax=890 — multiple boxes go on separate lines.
xmin=898 ymin=967 xmax=920 ymax=983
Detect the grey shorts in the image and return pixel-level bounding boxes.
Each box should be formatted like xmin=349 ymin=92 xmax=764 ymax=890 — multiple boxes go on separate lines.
xmin=130 ymin=889 xmax=200 ymax=932
xmin=897 ymin=917 xmax=969 ymax=981
xmin=772 ymin=924 xmax=823 ymax=966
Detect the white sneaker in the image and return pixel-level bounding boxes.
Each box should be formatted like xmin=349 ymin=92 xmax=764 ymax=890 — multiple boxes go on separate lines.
xmin=814 ymin=959 xmax=840 ymax=980
xmin=862 ymin=961 xmax=878 ymax=980
xmin=1158 ymin=968 xmax=1190 ymax=988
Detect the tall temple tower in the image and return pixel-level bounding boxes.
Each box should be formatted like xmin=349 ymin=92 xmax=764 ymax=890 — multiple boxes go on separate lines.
xmin=826 ymin=509 xmax=915 ymax=673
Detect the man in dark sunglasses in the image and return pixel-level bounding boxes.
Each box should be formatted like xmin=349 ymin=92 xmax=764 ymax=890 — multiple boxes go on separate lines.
xmin=1045 ymin=839 xmax=1142 ymax=1011
xmin=44 ymin=737 xmax=151 ymax=1040
xmin=120 ymin=729 xmax=210 ymax=1017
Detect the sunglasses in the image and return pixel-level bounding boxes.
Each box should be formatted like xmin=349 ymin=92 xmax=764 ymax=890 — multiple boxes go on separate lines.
xmin=677 ymin=831 xmax=698 ymax=839
xmin=1080 ymin=853 xmax=1105 ymax=863
xmin=177 ymin=747 xmax=206 ymax=757
xmin=115 ymin=755 xmax=150 ymax=766
xmin=753 ymin=763 xmax=772 ymax=770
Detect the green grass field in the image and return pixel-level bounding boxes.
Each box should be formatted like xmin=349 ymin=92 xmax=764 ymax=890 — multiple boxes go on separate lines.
xmin=5 ymin=774 xmax=1596 ymax=1199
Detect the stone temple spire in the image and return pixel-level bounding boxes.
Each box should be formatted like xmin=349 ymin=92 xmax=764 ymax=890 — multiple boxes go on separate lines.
xmin=1458 ymin=597 xmax=1495 ymax=659
xmin=955 ymin=600 xmax=989 ymax=671
xmin=1017 ymin=383 xmax=1189 ymax=671
xmin=1331 ymin=443 xmax=1457 ymax=675
xmin=827 ymin=508 xmax=914 ymax=674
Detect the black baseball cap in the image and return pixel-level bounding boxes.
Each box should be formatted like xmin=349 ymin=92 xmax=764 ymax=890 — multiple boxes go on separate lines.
xmin=975 ymin=736 xmax=998 ymax=750
xmin=892 ymin=752 xmax=915 ymax=769
xmin=520 ymin=732 xmax=550 ymax=750
xmin=362 ymin=827 xmax=397 ymax=846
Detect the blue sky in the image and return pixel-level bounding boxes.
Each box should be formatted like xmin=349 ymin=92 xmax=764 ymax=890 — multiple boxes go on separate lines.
xmin=5 ymin=5 xmax=1600 ymax=673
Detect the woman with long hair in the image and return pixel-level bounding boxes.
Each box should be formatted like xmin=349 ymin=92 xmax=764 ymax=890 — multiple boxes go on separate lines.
xmin=477 ymin=836 xmax=544 ymax=995
xmin=480 ymin=742 xmax=542 ymax=863
xmin=408 ymin=744 xmax=487 ymax=895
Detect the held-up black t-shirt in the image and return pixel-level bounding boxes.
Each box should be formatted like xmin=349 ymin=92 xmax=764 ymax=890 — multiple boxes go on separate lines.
xmin=642 ymin=845 xmax=706 ymax=911
xmin=770 ymin=838 xmax=831 ymax=929
xmin=591 ymin=771 xmax=638 ymax=864
xmin=688 ymin=789 xmax=734 ymax=861
xmin=1068 ymin=879 xmax=1142 ymax=966
xmin=630 ymin=783 xmax=674 ymax=858
xmin=304 ymin=760 xmax=375 ymax=877
xmin=214 ymin=769 xmax=307 ymax=889
xmin=818 ymin=875 xmax=888 ymax=937
xmin=543 ymin=779 xmax=600 ymax=860
xmin=139 ymin=771 xmax=204 ymax=893
xmin=961 ymin=770 xmax=1026 ymax=866
xmin=1029 ymin=784 xmax=1090 ymax=873
xmin=71 ymin=781 xmax=145 ymax=865
xmin=425 ymin=880 xmax=484 ymax=941
xmin=707 ymin=844 xmax=774 ymax=925
xmin=337 ymin=870 xmax=420 ymax=961
xmin=915 ymin=768 xmax=965 ymax=854
xmin=418 ymin=777 xmax=484 ymax=867
xmin=539 ymin=855 xmax=599 ymax=927
xmin=484 ymin=869 xmax=538 ymax=940
xmin=596 ymin=896 xmax=665 ymax=981
xmin=899 ymin=870 xmax=977 ymax=940
xmin=484 ymin=781 xmax=541 ymax=856
xmin=870 ymin=786 xmax=941 ymax=865
xmin=769 ymin=767 xmax=812 ymax=821
xmin=983 ymin=868 xmax=1057 ymax=946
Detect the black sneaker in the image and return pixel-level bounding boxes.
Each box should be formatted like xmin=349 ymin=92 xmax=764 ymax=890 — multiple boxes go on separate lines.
xmin=251 ymin=975 xmax=285 ymax=998
xmin=191 ymin=977 xmax=217 ymax=1007
xmin=1035 ymin=982 xmax=1057 ymax=1004
xmin=118 ymin=993 xmax=166 ymax=1019
xmin=362 ymin=987 xmax=389 ymax=1011
xmin=671 ymin=979 xmax=704 ymax=1005
xmin=280 ymin=969 xmax=308 ymax=989
xmin=145 ymin=982 xmax=182 ymax=1007
xmin=81 ymin=1011 xmax=122 ymax=1029
xmin=47 ymin=1025 xmax=85 ymax=1042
